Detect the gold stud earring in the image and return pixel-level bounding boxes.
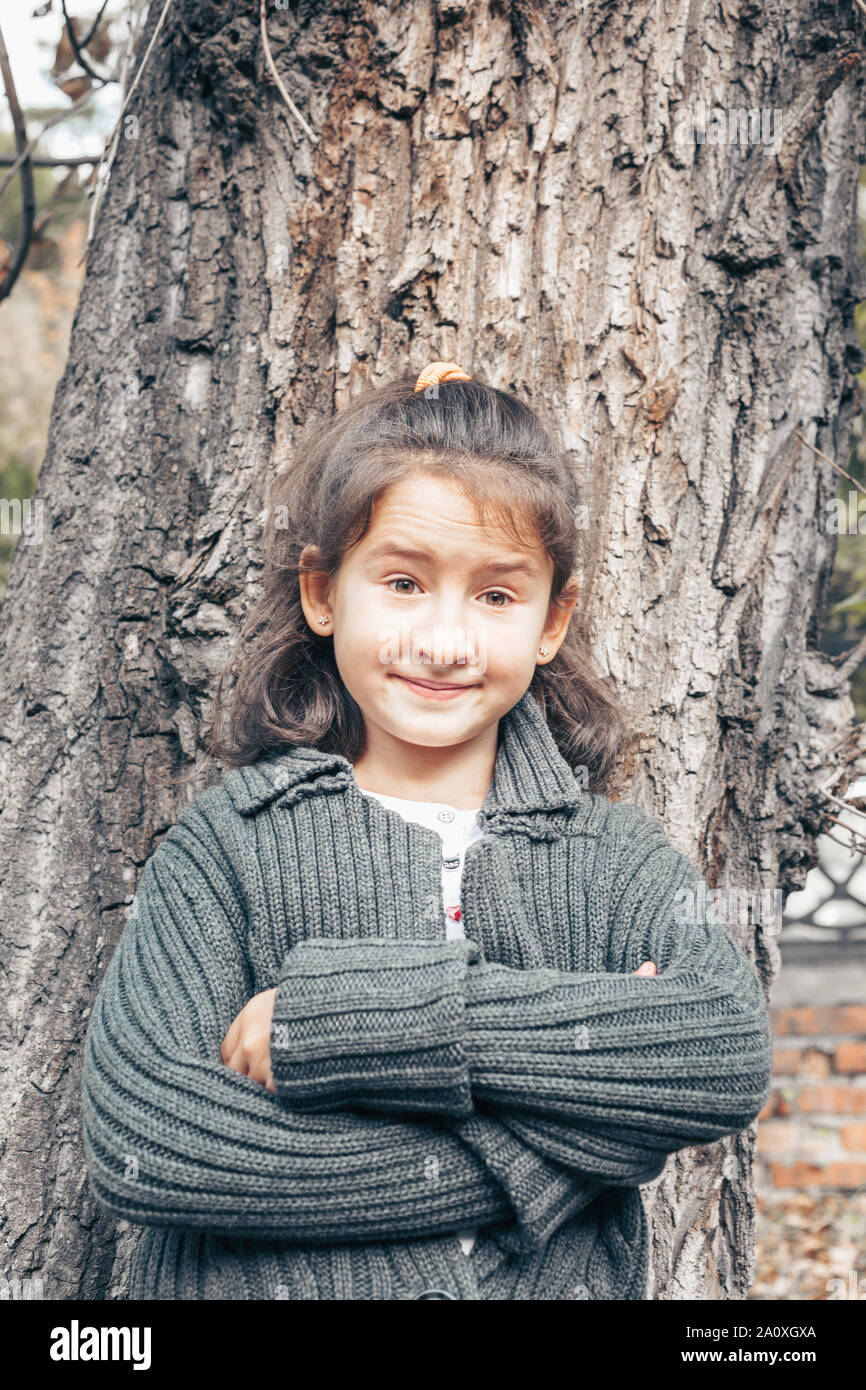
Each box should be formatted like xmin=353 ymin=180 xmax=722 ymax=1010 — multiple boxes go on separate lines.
xmin=538 ymin=646 xmax=549 ymax=657
xmin=318 ymin=616 xmax=329 ymax=627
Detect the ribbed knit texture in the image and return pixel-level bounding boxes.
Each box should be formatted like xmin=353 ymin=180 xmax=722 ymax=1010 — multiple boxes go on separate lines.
xmin=81 ymin=689 xmax=773 ymax=1300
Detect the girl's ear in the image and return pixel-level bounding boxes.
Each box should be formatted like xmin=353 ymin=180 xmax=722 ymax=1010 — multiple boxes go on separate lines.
xmin=541 ymin=580 xmax=580 ymax=658
xmin=298 ymin=545 xmax=332 ymax=632
xmin=553 ymin=578 xmax=580 ymax=616
xmin=299 ymin=542 xmax=324 ymax=568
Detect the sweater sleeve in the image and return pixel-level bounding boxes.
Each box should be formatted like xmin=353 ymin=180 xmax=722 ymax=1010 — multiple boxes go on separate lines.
xmin=80 ymin=800 xmax=519 ymax=1245
xmin=270 ymin=826 xmax=773 ymax=1183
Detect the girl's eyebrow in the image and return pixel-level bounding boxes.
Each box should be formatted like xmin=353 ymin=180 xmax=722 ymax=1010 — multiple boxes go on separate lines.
xmin=364 ymin=542 xmax=541 ymax=578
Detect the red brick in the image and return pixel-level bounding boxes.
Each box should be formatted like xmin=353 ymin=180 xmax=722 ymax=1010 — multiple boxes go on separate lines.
xmin=772 ymin=1045 xmax=834 ymax=1078
xmin=768 ymin=1160 xmax=825 ymax=1187
xmin=840 ymin=1123 xmax=866 ymax=1152
xmin=827 ymin=1006 xmax=866 ymax=1034
xmin=769 ymin=1159 xmax=866 ymax=1189
xmin=800 ymin=1049 xmax=832 ymax=1078
xmin=772 ymin=1047 xmax=802 ymax=1074
xmin=773 ymin=1007 xmax=824 ymax=1036
xmin=797 ymin=1085 xmax=866 ymax=1115
xmin=823 ymin=1162 xmax=866 ymax=1188
xmin=774 ymin=1047 xmax=833 ymax=1077
xmin=834 ymin=1042 xmax=866 ymax=1074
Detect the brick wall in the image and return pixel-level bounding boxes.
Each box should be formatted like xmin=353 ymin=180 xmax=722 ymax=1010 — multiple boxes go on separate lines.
xmin=757 ymin=966 xmax=866 ymax=1190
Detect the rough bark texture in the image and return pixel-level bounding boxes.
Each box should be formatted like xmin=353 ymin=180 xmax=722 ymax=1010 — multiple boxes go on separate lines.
xmin=1 ymin=0 xmax=864 ymax=1301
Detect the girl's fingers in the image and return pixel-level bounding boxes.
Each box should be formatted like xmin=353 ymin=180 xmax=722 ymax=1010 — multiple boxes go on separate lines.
xmin=225 ymin=1041 xmax=273 ymax=1088
xmin=220 ymin=1016 xmax=239 ymax=1061
xmin=632 ymin=960 xmax=657 ymax=976
xmin=247 ymin=1055 xmax=270 ymax=1088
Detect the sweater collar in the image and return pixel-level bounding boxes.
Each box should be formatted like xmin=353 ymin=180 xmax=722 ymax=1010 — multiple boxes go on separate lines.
xmin=224 ymin=687 xmax=586 ymax=820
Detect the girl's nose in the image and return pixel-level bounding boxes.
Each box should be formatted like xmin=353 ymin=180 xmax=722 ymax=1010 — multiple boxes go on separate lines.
xmin=414 ymin=629 xmax=479 ymax=667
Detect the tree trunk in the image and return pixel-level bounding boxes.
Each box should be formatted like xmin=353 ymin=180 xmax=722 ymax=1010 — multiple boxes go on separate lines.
xmin=1 ymin=0 xmax=864 ymax=1301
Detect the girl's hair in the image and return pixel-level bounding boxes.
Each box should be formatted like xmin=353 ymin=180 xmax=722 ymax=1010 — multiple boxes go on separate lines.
xmin=196 ymin=372 xmax=640 ymax=797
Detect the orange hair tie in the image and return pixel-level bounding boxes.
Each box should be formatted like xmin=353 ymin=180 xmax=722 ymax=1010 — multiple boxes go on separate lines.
xmin=414 ymin=361 xmax=472 ymax=392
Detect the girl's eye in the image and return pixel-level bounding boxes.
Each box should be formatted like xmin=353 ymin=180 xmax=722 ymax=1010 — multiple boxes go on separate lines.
xmin=385 ymin=579 xmax=514 ymax=607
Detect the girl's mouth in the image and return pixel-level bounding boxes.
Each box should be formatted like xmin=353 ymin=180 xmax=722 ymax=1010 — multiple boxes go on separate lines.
xmin=392 ymin=674 xmax=480 ymax=702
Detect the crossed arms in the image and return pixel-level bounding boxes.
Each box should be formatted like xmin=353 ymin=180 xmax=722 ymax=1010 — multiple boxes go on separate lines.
xmin=81 ymin=799 xmax=772 ymax=1251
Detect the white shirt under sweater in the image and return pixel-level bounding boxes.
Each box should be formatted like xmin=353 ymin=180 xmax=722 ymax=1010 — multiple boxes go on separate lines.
xmin=358 ymin=789 xmax=484 ymax=1257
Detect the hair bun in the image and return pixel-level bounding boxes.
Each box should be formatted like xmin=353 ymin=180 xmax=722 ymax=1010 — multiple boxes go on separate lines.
xmin=414 ymin=361 xmax=473 ymax=392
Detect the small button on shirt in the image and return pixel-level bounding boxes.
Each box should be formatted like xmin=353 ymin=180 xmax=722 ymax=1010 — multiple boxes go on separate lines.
xmin=358 ymin=789 xmax=484 ymax=1256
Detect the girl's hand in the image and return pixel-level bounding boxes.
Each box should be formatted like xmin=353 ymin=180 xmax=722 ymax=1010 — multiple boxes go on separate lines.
xmin=632 ymin=961 xmax=657 ymax=976
xmin=220 ymin=988 xmax=278 ymax=1092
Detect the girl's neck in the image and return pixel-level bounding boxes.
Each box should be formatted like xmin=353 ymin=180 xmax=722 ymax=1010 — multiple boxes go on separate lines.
xmin=351 ymin=747 xmax=494 ymax=810
xmin=352 ymin=766 xmax=490 ymax=809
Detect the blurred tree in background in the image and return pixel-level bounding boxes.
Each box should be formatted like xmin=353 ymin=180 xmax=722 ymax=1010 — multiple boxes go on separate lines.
xmin=0 ymin=126 xmax=92 ymax=591
xmin=825 ymin=166 xmax=866 ymax=718
xmin=0 ymin=2 xmax=120 ymax=591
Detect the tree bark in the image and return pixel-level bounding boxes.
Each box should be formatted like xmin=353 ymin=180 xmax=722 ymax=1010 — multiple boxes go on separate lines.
xmin=1 ymin=0 xmax=864 ymax=1301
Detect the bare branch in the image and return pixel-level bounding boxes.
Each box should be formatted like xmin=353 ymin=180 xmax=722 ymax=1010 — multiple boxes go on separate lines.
xmin=0 ymin=153 xmax=101 ymax=167
xmin=80 ymin=0 xmax=111 ymax=51
xmin=820 ymin=785 xmax=866 ymax=822
xmin=823 ymin=813 xmax=866 ymax=851
xmin=259 ymin=0 xmax=317 ymax=144
xmin=59 ymin=0 xmax=114 ymax=84
xmin=0 ymin=21 xmax=36 ymax=302
xmin=0 ymin=82 xmax=104 ymax=201
xmin=833 ymin=632 xmax=866 ymax=685
xmin=796 ymin=428 xmax=866 ymax=498
xmin=821 ymin=827 xmax=864 ymax=854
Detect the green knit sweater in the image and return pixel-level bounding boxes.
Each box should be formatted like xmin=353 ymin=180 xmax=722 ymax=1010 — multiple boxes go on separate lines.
xmin=81 ymin=688 xmax=773 ymax=1300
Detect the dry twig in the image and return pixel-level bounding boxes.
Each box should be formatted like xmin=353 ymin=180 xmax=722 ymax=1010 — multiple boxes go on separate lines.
xmin=795 ymin=428 xmax=866 ymax=498
xmin=0 ymin=81 xmax=103 ymax=201
xmin=59 ymin=0 xmax=114 ymax=83
xmin=83 ymin=0 xmax=174 ymax=260
xmin=0 ymin=21 xmax=36 ymax=302
xmin=833 ymin=632 xmax=866 ymax=685
xmin=821 ymin=826 xmax=864 ymax=854
xmin=820 ymin=785 xmax=866 ymax=820
xmin=259 ymin=0 xmax=317 ymax=144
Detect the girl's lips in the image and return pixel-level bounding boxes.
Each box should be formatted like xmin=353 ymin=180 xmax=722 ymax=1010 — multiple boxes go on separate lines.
xmin=392 ymin=675 xmax=480 ymax=702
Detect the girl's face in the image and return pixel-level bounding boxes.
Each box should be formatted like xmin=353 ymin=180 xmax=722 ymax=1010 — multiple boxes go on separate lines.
xmin=300 ymin=472 xmax=577 ymax=756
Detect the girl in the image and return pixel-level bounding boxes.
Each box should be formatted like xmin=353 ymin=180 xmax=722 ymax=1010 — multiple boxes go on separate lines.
xmin=81 ymin=362 xmax=773 ymax=1301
